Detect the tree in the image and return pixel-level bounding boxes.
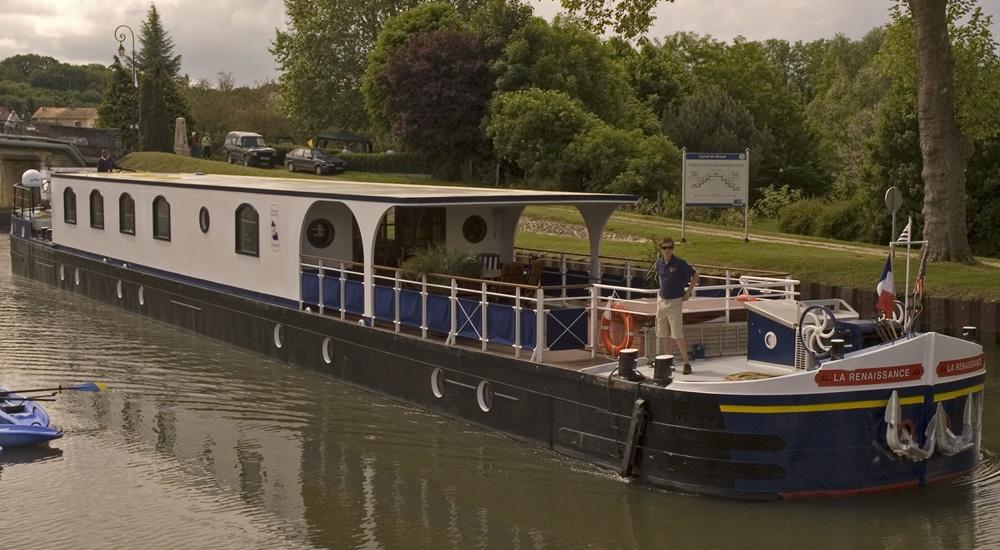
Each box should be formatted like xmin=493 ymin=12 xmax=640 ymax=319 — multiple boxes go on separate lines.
xmin=97 ymin=57 xmax=140 ymax=151
xmin=559 ymin=0 xmax=663 ymax=38
xmin=907 ymin=0 xmax=974 ymax=262
xmin=493 ymin=17 xmax=640 ymax=128
xmin=139 ymin=69 xmax=172 ymax=152
xmin=273 ymin=0 xmax=479 ymax=136
xmin=487 ymin=89 xmax=599 ymax=181
xmin=362 ymin=3 xmax=467 ymax=137
xmin=377 ymin=30 xmax=493 ymax=163
xmin=469 ymin=0 xmax=534 ymax=60
xmin=135 ymin=3 xmax=191 ymax=151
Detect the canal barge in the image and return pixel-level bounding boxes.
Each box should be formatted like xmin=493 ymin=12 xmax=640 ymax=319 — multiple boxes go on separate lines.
xmin=8 ymin=171 xmax=985 ymax=499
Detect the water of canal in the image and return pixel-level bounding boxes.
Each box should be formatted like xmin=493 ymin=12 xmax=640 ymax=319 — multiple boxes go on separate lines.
xmin=0 ymin=236 xmax=997 ymax=549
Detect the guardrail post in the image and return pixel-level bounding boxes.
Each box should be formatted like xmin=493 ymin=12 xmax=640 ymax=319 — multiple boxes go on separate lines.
xmin=625 ymin=260 xmax=632 ymax=300
xmin=725 ymin=269 xmax=730 ymax=323
xmin=421 ymin=274 xmax=428 ymax=339
xmin=515 ymin=287 xmax=522 ymax=359
xmin=447 ymin=278 xmax=457 ymax=346
xmin=560 ymin=253 xmax=567 ymax=300
xmin=481 ymin=281 xmax=489 ymax=352
xmin=531 ymin=287 xmax=544 ymax=363
xmin=590 ymin=284 xmax=599 ymax=358
xmin=394 ymin=268 xmax=401 ymax=333
xmin=339 ymin=261 xmax=346 ymax=320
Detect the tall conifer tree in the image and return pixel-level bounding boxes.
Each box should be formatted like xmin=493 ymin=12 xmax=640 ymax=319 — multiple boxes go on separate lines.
xmin=135 ymin=2 xmax=191 ymax=151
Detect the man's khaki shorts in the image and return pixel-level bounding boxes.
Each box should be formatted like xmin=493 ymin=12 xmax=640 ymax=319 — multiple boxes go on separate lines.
xmin=656 ymin=297 xmax=684 ymax=339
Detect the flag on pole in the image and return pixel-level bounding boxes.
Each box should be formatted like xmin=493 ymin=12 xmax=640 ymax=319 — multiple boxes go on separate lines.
xmin=913 ymin=246 xmax=928 ymax=302
xmin=895 ymin=217 xmax=912 ymax=243
xmin=876 ymin=254 xmax=895 ymax=315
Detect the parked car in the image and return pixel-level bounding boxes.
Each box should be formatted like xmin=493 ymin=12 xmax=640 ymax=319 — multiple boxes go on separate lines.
xmin=285 ymin=148 xmax=347 ymax=175
xmin=223 ymin=131 xmax=276 ymax=168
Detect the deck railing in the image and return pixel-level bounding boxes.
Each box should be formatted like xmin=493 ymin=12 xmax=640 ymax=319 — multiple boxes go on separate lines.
xmin=300 ymin=254 xmax=799 ymax=364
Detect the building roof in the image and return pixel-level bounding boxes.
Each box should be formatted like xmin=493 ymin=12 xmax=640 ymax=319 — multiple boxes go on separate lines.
xmin=32 ymin=107 xmax=99 ymax=120
xmin=56 ymin=172 xmax=636 ymax=206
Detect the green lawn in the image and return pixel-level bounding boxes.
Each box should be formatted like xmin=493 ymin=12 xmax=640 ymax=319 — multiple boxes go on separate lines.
xmin=121 ymin=152 xmax=1000 ymax=302
xmin=121 ymin=151 xmax=453 ymax=186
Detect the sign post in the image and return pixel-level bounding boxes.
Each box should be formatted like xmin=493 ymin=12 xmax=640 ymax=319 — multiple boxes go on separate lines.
xmin=680 ymin=150 xmax=750 ymax=243
xmin=884 ymin=187 xmax=902 ymax=258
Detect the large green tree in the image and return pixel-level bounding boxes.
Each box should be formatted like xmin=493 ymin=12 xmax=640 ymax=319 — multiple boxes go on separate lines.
xmin=361 ymin=3 xmax=467 ymax=138
xmin=377 ymin=29 xmax=493 ymax=163
xmin=97 ymin=57 xmax=140 ymax=151
xmin=135 ymin=3 xmax=191 ymax=151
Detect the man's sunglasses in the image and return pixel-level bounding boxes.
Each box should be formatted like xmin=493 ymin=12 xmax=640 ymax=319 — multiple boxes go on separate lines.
xmin=661 ymin=246 xmax=674 ymax=250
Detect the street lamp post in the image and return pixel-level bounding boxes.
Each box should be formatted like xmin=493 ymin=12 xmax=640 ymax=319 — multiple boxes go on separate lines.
xmin=114 ymin=25 xmax=138 ymax=88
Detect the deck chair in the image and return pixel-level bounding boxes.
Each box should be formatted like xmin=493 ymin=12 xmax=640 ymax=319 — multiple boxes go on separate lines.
xmin=500 ymin=263 xmax=526 ymax=285
xmin=525 ymin=259 xmax=546 ymax=287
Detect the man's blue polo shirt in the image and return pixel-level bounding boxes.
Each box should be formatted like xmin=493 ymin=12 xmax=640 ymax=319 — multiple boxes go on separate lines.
xmin=657 ymin=256 xmax=695 ymax=299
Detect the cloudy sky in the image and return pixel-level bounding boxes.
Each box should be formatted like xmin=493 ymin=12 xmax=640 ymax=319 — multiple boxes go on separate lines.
xmin=1 ymin=0 xmax=997 ymax=86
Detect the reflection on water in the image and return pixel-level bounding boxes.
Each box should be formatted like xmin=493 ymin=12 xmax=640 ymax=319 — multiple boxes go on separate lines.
xmin=0 ymin=234 xmax=998 ymax=549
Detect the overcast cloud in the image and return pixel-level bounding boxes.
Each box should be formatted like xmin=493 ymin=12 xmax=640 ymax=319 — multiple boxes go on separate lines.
xmin=0 ymin=0 xmax=997 ymax=86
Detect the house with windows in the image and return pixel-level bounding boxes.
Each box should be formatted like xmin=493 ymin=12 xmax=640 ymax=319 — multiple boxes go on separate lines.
xmin=31 ymin=107 xmax=100 ymax=128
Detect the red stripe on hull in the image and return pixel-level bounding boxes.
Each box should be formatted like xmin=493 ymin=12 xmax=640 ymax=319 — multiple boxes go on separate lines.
xmin=779 ymin=464 xmax=977 ymax=499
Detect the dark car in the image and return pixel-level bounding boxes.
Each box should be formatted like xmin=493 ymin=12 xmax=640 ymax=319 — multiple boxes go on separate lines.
xmin=224 ymin=131 xmax=277 ymax=168
xmin=285 ymin=148 xmax=348 ymax=175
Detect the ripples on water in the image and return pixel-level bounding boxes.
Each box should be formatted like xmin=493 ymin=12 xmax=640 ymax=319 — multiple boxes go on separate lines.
xmin=0 ymin=235 xmax=998 ymax=549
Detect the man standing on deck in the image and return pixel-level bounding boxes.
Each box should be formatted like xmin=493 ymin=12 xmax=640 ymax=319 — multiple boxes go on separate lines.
xmin=656 ymin=237 xmax=699 ymax=374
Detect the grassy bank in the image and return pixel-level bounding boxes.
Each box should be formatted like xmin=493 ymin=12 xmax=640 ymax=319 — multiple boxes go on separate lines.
xmin=121 ymin=152 xmax=1000 ymax=301
xmin=121 ymin=152 xmax=451 ymax=186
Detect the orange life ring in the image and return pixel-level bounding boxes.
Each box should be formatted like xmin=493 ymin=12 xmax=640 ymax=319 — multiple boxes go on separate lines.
xmin=600 ymin=302 xmax=634 ymax=356
xmin=735 ymin=288 xmax=758 ymax=302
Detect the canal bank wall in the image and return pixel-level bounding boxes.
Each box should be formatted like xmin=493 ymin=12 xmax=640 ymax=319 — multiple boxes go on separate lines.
xmin=798 ymin=282 xmax=998 ymax=344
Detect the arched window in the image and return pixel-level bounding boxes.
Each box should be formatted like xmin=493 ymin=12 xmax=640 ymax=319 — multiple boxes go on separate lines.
xmin=152 ymin=195 xmax=171 ymax=241
xmin=235 ymin=203 xmax=259 ymax=256
xmin=89 ymin=190 xmax=104 ymax=229
xmin=119 ymin=193 xmax=135 ymax=235
xmin=63 ymin=187 xmax=77 ymax=224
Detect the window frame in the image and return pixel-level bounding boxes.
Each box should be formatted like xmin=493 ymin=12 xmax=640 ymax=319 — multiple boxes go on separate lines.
xmin=152 ymin=195 xmax=171 ymax=241
xmin=63 ymin=187 xmax=77 ymax=225
xmin=119 ymin=192 xmax=135 ymax=235
xmin=234 ymin=203 xmax=260 ymax=257
xmin=89 ymin=189 xmax=104 ymax=229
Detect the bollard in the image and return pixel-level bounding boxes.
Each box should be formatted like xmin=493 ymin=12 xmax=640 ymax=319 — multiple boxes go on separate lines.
xmin=962 ymin=326 xmax=978 ymax=342
xmin=830 ymin=338 xmax=845 ymax=360
xmin=617 ymin=348 xmax=643 ymax=381
xmin=653 ymin=354 xmax=674 ymax=386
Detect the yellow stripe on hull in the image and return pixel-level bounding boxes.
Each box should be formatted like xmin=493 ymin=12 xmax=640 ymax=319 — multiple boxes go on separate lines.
xmin=719 ymin=385 xmax=983 ymax=414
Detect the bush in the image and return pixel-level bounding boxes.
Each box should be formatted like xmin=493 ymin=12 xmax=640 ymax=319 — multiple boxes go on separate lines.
xmin=334 ymin=152 xmax=430 ymax=174
xmin=778 ymin=198 xmax=825 ymax=235
xmin=753 ymin=184 xmax=805 ymax=219
xmin=401 ymin=244 xmax=482 ymax=280
xmin=814 ymin=199 xmax=864 ymax=241
xmin=272 ymin=143 xmax=295 ymax=165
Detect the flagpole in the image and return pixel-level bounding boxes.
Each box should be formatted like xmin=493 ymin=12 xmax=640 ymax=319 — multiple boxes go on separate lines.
xmin=904 ymin=241 xmax=910 ymax=329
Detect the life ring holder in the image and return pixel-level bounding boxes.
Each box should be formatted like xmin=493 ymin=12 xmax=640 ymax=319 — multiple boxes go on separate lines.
xmin=600 ymin=300 xmax=634 ymax=357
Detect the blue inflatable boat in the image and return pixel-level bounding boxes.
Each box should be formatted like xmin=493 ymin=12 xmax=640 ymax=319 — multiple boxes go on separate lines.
xmin=0 ymin=390 xmax=62 ymax=450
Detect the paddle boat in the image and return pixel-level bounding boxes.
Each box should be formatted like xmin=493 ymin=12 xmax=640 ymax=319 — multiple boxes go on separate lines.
xmin=0 ymin=390 xmax=62 ymax=450
xmin=6 ymin=170 xmax=985 ymax=498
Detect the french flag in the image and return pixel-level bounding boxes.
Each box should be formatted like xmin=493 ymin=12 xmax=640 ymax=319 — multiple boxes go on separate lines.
xmin=875 ymin=254 xmax=894 ymax=315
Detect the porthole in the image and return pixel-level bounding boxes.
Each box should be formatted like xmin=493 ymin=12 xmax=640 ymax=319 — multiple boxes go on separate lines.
xmin=306 ymin=218 xmax=335 ymax=249
xmin=116 ymin=280 xmax=123 ymax=299
xmin=462 ymin=215 xmax=487 ymax=244
xmin=59 ymin=264 xmax=65 ymax=281
xmin=138 ymin=286 xmax=145 ymax=306
xmin=431 ymin=368 xmax=446 ymax=399
xmin=322 ymin=337 xmax=333 ymax=364
xmin=199 ymin=207 xmax=210 ymax=233
xmin=476 ymin=380 xmax=494 ymax=412
xmin=764 ymin=331 xmax=778 ymax=350
xmin=74 ymin=268 xmax=80 ymax=286
xmin=273 ymin=324 xmax=284 ymax=349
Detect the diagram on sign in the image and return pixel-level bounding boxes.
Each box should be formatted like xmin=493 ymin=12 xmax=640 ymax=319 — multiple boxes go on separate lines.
xmin=683 ymin=153 xmax=748 ymax=207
